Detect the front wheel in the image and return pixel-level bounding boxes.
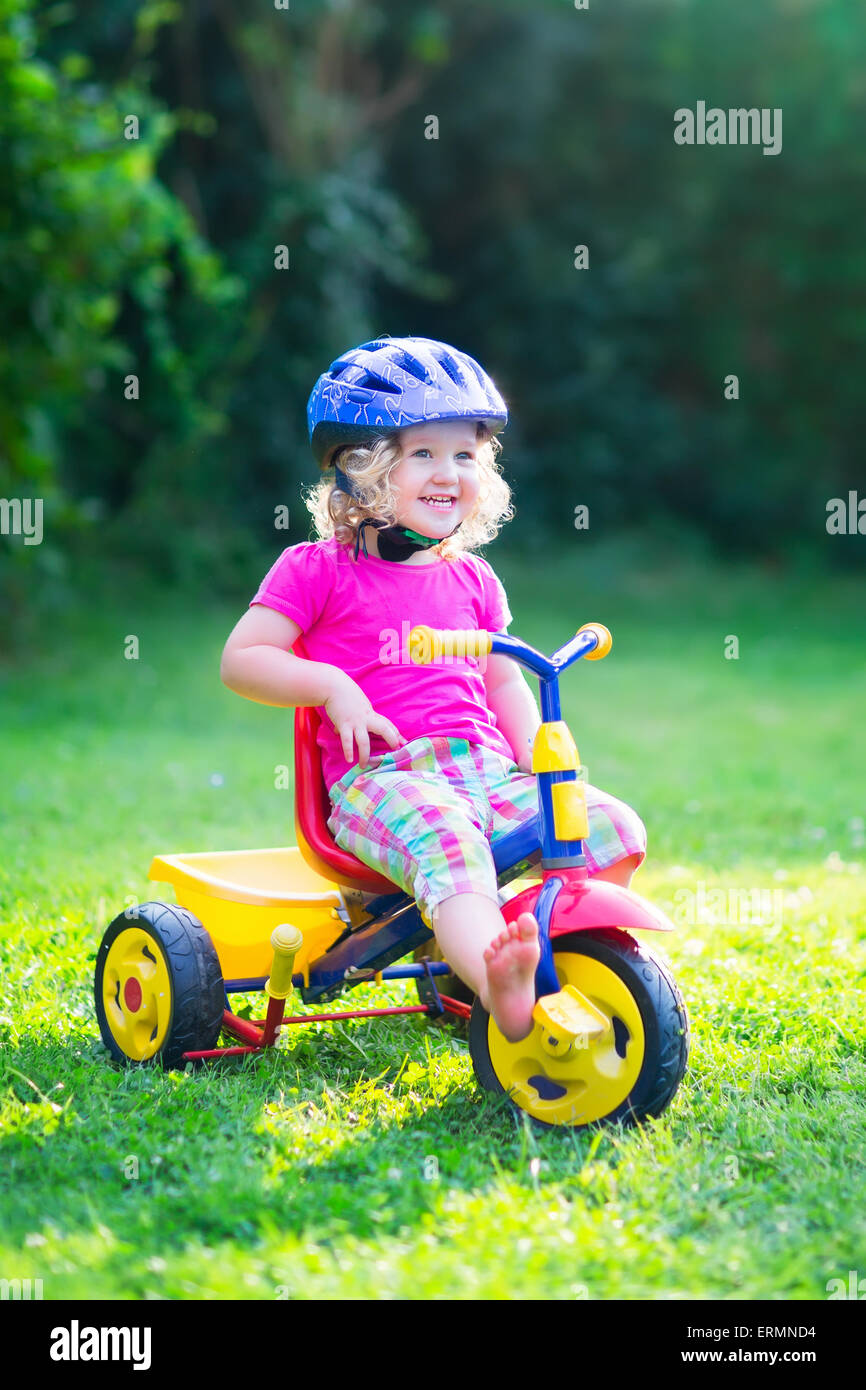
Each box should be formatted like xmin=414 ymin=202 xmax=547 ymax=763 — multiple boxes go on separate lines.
xmin=469 ymin=928 xmax=689 ymax=1129
xmin=94 ymin=901 xmax=225 ymax=1068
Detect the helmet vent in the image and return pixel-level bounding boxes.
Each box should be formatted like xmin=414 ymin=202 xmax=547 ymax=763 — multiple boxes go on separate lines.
xmin=436 ymin=353 xmax=467 ymax=388
xmin=356 ymin=372 xmax=398 ymax=394
xmin=389 ymin=349 xmax=431 ymax=382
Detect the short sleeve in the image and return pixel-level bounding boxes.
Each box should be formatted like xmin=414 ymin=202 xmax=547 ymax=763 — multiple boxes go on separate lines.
xmin=474 ymin=556 xmax=513 ymax=633
xmin=249 ymin=542 xmax=335 ymax=633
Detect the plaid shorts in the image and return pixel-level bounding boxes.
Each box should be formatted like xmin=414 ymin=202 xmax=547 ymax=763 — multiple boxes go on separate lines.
xmin=326 ymin=736 xmax=647 ymax=929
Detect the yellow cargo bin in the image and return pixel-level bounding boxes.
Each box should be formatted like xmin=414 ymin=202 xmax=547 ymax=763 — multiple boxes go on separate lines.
xmin=148 ymin=847 xmax=344 ymax=981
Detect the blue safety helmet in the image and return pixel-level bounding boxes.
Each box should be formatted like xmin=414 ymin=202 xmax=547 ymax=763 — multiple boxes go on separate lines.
xmin=307 ymin=335 xmax=508 ymax=469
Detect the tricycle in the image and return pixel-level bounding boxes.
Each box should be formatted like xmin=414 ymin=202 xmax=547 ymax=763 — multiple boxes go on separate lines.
xmin=94 ymin=621 xmax=689 ymax=1129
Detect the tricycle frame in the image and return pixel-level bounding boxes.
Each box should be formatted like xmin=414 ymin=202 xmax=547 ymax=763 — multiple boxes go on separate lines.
xmin=175 ymin=624 xmax=672 ymax=1063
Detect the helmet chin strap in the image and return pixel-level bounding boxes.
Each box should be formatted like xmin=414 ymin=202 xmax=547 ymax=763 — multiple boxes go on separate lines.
xmin=353 ymin=517 xmax=462 ymax=563
xmin=334 ymin=464 xmax=462 ymax=563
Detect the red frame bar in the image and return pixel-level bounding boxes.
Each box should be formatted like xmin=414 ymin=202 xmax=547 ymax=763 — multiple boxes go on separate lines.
xmin=220 ymin=1009 xmax=265 ymax=1046
xmin=438 ymin=994 xmax=472 ymax=1020
xmin=252 ymin=1004 xmax=431 ymax=1025
xmin=259 ymin=993 xmax=286 ymax=1048
xmin=185 ymin=1045 xmax=261 ymax=1059
xmin=182 ymin=998 xmax=471 ymax=1061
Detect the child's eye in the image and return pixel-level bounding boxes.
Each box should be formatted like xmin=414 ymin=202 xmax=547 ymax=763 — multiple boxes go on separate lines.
xmin=409 ymin=447 xmax=475 ymax=461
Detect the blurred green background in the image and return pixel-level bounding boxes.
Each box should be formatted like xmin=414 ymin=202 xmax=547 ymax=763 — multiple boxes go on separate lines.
xmin=1 ymin=0 xmax=864 ymax=645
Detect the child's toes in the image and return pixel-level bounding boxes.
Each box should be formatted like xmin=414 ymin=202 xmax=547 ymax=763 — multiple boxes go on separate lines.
xmin=516 ymin=912 xmax=539 ymax=940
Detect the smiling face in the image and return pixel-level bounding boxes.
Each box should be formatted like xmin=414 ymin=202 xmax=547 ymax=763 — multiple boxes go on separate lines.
xmin=388 ymin=419 xmax=483 ymax=542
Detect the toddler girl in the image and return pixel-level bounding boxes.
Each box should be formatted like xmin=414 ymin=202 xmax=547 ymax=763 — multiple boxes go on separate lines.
xmin=221 ymin=336 xmax=646 ymax=1042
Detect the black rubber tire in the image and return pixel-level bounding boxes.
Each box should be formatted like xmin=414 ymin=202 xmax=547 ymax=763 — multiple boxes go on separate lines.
xmin=413 ymin=941 xmax=474 ymax=1027
xmin=94 ymin=901 xmax=225 ymax=1069
xmin=469 ymin=928 xmax=690 ymax=1129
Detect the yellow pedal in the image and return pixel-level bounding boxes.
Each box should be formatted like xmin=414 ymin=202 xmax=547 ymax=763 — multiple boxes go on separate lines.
xmin=533 ymin=984 xmax=609 ymax=1058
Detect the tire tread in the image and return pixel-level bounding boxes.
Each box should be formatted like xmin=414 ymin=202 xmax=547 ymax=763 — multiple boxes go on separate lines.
xmin=94 ymin=901 xmax=225 ymax=1068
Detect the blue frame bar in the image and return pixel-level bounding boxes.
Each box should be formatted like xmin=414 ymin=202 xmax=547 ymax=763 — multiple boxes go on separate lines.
xmin=224 ymin=960 xmax=454 ymax=994
xmin=302 ymin=902 xmax=433 ymax=1002
xmin=532 ymin=875 xmax=564 ymax=997
xmin=488 ymin=628 xmax=598 ymax=982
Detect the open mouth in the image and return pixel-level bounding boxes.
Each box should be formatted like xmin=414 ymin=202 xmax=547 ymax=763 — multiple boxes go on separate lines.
xmin=419 ymin=496 xmax=456 ymax=510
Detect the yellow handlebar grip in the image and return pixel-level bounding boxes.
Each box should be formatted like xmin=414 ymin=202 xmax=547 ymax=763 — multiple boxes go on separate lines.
xmin=409 ymin=625 xmax=493 ymax=663
xmin=577 ymin=622 xmax=612 ymax=660
xmin=442 ymin=630 xmax=493 ymax=659
xmin=409 ymin=625 xmax=436 ymax=664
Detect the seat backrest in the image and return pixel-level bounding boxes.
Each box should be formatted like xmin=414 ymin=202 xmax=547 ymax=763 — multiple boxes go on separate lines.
xmin=292 ymin=652 xmax=397 ymax=894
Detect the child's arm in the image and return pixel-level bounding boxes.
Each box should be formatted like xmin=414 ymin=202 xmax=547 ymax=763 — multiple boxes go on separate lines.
xmin=221 ymin=605 xmax=405 ymax=768
xmin=484 ymin=656 xmax=541 ymax=773
xmin=221 ymin=606 xmax=345 ymax=708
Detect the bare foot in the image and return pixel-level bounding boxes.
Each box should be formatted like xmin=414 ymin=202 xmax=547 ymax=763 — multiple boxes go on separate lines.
xmin=482 ymin=912 xmax=541 ymax=1042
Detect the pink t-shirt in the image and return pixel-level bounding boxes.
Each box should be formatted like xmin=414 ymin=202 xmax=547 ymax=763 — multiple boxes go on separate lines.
xmin=250 ymin=536 xmax=515 ymax=793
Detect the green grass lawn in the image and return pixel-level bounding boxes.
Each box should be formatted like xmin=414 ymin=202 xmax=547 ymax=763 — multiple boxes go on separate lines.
xmin=1 ymin=537 xmax=865 ymax=1300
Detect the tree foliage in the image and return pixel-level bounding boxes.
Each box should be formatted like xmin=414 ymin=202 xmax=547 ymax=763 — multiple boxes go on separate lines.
xmin=2 ymin=0 xmax=864 ymax=641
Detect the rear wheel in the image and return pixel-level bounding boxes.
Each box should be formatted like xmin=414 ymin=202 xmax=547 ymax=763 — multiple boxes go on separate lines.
xmin=95 ymin=901 xmax=224 ymax=1068
xmin=469 ymin=929 xmax=689 ymax=1128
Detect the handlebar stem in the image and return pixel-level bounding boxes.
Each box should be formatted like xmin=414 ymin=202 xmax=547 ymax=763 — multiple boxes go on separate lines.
xmin=490 ymin=629 xmax=600 ymax=723
xmin=488 ymin=632 xmax=557 ymax=680
xmin=489 ymin=628 xmax=599 ymax=680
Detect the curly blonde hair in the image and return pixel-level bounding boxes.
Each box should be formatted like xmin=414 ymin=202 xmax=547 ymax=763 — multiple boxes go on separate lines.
xmin=303 ymin=423 xmax=514 ymax=561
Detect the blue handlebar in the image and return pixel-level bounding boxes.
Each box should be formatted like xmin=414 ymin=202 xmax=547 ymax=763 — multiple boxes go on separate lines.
xmin=490 ymin=628 xmax=600 ymax=681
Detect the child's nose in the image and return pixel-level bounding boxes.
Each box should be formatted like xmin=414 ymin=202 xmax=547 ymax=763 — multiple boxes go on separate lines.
xmin=431 ymin=458 xmax=459 ymax=481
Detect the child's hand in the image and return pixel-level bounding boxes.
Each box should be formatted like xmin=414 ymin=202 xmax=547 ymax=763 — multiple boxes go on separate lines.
xmin=323 ymin=674 xmax=406 ymax=770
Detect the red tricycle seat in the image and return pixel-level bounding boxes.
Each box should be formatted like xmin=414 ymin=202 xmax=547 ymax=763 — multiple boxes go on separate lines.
xmin=293 ymin=702 xmax=398 ymax=895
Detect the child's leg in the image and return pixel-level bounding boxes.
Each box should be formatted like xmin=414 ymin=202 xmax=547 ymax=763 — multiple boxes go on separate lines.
xmin=327 ymin=737 xmax=542 ymax=1040
xmin=432 ymin=893 xmax=540 ymax=1043
xmin=482 ymin=748 xmax=648 ymax=884
xmin=326 ymin=740 xmax=644 ymax=1041
xmin=593 ymin=853 xmax=642 ymax=887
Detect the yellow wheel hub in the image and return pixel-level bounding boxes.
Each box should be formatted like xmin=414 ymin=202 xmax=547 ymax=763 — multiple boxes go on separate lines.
xmin=102 ymin=928 xmax=172 ymax=1062
xmin=487 ymin=951 xmax=645 ymax=1126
